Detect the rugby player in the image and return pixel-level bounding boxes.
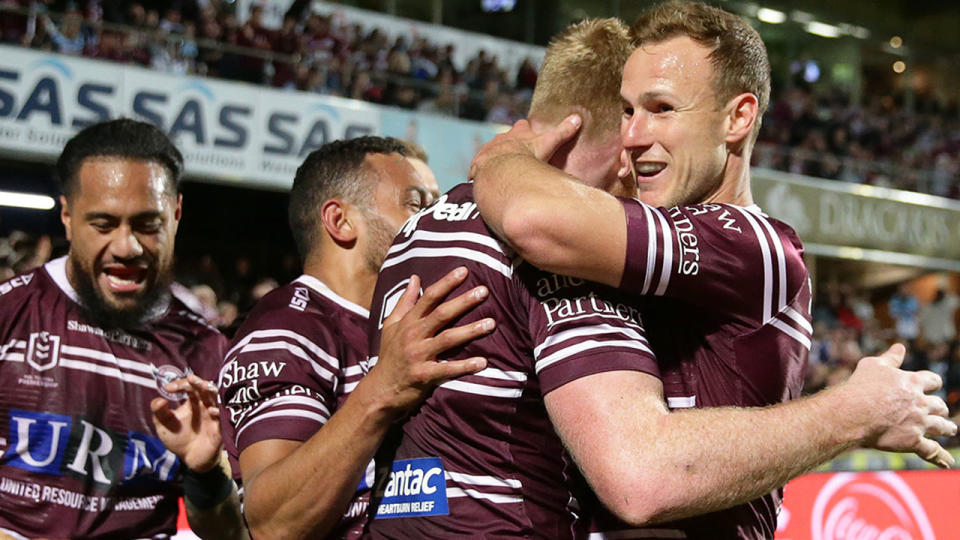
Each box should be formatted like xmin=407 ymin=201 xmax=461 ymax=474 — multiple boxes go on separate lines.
xmin=469 ymin=3 xmax=956 ymax=538
xmin=0 ymin=119 xmax=244 ymax=539
xmin=218 ymin=137 xmax=493 ymax=539
xmin=365 ymin=15 xmax=955 ymax=540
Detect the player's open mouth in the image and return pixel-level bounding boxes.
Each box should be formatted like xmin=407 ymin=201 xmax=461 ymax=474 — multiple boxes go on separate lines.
xmin=101 ymin=266 xmax=148 ymax=293
xmin=634 ymin=161 xmax=667 ymax=180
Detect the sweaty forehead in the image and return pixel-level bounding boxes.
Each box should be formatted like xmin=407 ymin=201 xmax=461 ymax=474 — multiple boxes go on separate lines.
xmin=367 ymin=152 xmax=424 ymax=190
xmin=623 ymin=36 xmax=714 ymax=94
xmin=73 ymin=158 xmax=174 ymax=207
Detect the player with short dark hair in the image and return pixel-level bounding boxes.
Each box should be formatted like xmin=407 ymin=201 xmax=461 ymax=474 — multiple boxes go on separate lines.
xmin=0 ymin=118 xmax=245 ymax=539
xmin=470 ymin=3 xmax=955 ymax=538
xmin=219 ymin=136 xmax=492 ymax=539
xmin=56 ymin=118 xmax=185 ymax=199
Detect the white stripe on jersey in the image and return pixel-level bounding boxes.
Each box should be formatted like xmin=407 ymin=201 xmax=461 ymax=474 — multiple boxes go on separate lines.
xmin=769 ymin=318 xmax=812 ymax=350
xmin=58 ymin=357 xmax=156 ymax=388
xmin=343 ymin=364 xmax=365 ymax=377
xmin=733 ymin=207 xmax=776 ymax=322
xmin=235 ymin=408 xmax=329 ymax=443
xmin=1 ymin=352 xmax=24 ymax=362
xmin=343 ymin=380 xmax=360 ymax=393
xmin=295 ymin=274 xmax=370 ymax=318
xmin=445 ymin=487 xmax=523 ymax=504
xmin=439 ymin=379 xmax=523 ymax=399
xmin=445 ymin=471 xmax=523 ymax=489
xmin=381 ymin=247 xmax=512 ymax=279
xmin=640 ymin=203 xmax=658 ymax=295
xmin=235 ymin=341 xmax=336 ymax=382
xmin=667 ymin=396 xmax=696 ymax=409
xmin=588 ymin=529 xmax=687 ymax=539
xmin=782 ymin=305 xmax=813 ymax=334
xmin=388 ymin=230 xmax=505 ymax=257
xmin=535 ymin=339 xmax=653 ymax=373
xmin=534 ymin=323 xmax=649 ymax=358
xmin=1 ymin=338 xmax=26 ymax=350
xmin=652 ymin=207 xmax=674 ymax=296
xmin=233 ymin=395 xmax=331 ymax=427
xmin=60 ymin=344 xmax=155 ymax=375
xmin=222 ymin=329 xmax=340 ymax=380
xmin=751 ymin=210 xmax=788 ymax=314
xmin=473 ymin=367 xmax=527 ymax=382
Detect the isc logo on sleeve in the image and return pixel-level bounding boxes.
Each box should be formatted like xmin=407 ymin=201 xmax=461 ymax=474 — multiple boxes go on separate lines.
xmin=374 ymin=457 xmax=449 ymax=519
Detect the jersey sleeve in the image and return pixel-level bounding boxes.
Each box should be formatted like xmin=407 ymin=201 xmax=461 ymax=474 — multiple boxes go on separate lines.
xmin=520 ymin=267 xmax=659 ymax=395
xmin=619 ymin=199 xmax=808 ymax=326
xmin=218 ymin=306 xmax=341 ymax=454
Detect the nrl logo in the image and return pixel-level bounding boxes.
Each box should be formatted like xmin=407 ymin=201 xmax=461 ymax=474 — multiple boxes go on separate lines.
xmin=26 ymin=331 xmax=61 ymax=371
xmin=151 ymin=364 xmax=192 ymax=400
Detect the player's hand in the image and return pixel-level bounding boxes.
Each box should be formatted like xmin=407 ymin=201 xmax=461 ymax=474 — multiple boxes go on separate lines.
xmin=369 ymin=267 xmax=494 ymax=417
xmin=151 ymin=374 xmax=224 ymax=473
xmin=469 ymin=114 xmax=582 ymax=181
xmin=845 ymin=343 xmax=957 ymax=468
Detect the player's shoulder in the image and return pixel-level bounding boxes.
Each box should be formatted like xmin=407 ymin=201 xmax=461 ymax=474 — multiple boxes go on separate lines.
xmin=670 ymin=203 xmax=803 ymax=256
xmin=163 ymin=293 xmax=227 ymax=348
xmin=230 ymin=276 xmax=358 ymax=346
xmin=0 ymin=265 xmax=45 ymax=303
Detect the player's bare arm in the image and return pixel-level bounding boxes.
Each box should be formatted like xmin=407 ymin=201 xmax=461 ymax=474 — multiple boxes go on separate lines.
xmin=239 ymin=267 xmax=494 ymax=540
xmin=545 ymin=343 xmax=956 ymax=527
xmin=470 ymin=116 xmax=628 ymax=287
xmin=153 ymin=374 xmax=247 ymax=540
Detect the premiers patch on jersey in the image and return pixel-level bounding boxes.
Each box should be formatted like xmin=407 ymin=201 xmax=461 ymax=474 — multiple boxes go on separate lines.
xmin=374 ymin=457 xmax=449 ymax=519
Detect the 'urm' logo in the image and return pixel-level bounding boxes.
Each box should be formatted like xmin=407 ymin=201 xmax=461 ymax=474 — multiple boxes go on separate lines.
xmin=4 ymin=410 xmax=180 ymax=488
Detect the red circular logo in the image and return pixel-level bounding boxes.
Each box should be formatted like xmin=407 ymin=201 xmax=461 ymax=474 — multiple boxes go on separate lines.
xmin=811 ymin=472 xmax=935 ymax=540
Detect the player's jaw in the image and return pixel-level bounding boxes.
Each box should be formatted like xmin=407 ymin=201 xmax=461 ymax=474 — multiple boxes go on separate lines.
xmin=621 ymin=147 xmax=674 ymax=207
xmin=71 ymin=250 xmax=172 ymax=328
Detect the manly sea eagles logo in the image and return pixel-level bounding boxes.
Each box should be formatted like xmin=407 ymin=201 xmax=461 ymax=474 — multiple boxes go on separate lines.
xmin=26 ymin=331 xmax=61 ymax=371
xmin=151 ymin=364 xmax=191 ymax=400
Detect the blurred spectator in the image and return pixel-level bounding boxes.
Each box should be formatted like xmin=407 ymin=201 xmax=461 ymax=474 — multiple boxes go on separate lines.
xmin=890 ymin=283 xmax=920 ymax=341
xmin=920 ymin=288 xmax=959 ymax=345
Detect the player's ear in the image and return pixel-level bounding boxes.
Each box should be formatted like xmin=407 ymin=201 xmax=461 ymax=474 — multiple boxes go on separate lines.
xmin=171 ymin=193 xmax=183 ymax=235
xmin=724 ymin=92 xmax=759 ymax=145
xmin=320 ymin=198 xmax=358 ymax=245
xmin=60 ymin=195 xmax=72 ymax=242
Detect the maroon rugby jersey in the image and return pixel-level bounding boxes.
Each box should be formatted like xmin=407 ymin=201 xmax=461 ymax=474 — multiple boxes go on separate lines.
xmin=0 ymin=257 xmax=226 ymax=539
xmin=364 ymin=183 xmax=659 ymax=539
xmin=587 ymin=201 xmax=812 ymax=539
xmin=219 ymin=274 xmax=373 ymax=539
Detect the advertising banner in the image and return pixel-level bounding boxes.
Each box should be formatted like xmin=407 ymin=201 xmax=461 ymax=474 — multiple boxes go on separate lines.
xmin=0 ymin=45 xmax=380 ymax=190
xmin=380 ymin=108 xmax=505 ymax=192
xmin=776 ymin=470 xmax=960 ymax=539
xmin=753 ymin=169 xmax=960 ymax=271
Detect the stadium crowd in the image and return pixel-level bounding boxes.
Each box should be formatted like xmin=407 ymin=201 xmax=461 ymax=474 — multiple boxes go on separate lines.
xmin=0 ymin=0 xmax=536 ymax=124
xmin=756 ymin=86 xmax=960 ymax=198
xmin=5 ymin=228 xmax=960 ymax=451
xmin=1 ymin=0 xmax=957 ymax=199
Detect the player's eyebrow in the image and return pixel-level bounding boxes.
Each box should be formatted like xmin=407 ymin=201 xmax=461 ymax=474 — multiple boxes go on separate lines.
xmin=406 ymin=185 xmax=435 ymax=203
xmin=84 ymin=211 xmax=163 ymax=221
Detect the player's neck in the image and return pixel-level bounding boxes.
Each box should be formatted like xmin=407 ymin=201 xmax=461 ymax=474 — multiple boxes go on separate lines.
xmin=303 ymin=250 xmax=376 ymax=310
xmin=702 ymin=154 xmax=753 ymax=207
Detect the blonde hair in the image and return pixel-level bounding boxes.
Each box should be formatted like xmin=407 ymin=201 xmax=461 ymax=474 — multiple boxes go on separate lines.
xmin=528 ymin=18 xmax=632 ymax=142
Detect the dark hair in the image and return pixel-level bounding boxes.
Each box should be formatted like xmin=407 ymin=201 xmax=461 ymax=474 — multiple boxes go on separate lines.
xmin=56 ymin=118 xmax=184 ymax=199
xmin=288 ymin=136 xmax=408 ymax=258
xmin=631 ymin=1 xmax=770 ymax=135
